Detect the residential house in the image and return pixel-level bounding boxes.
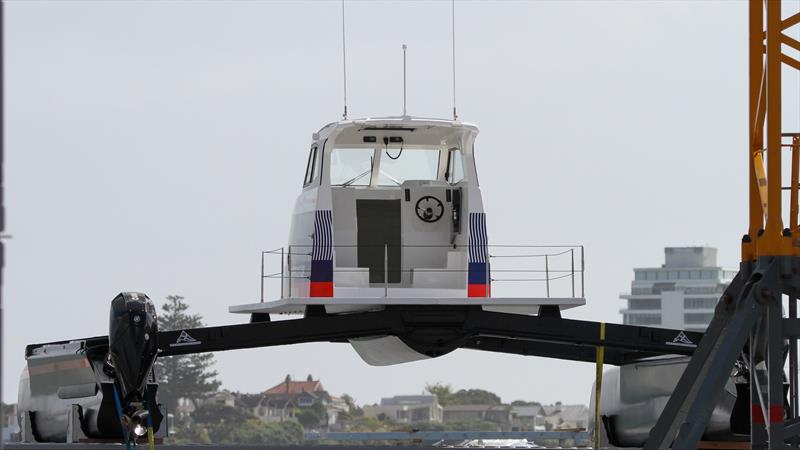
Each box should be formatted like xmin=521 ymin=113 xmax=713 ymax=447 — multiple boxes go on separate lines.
xmin=541 ymin=402 xmax=588 ymax=430
xmin=173 ymin=390 xmax=237 ymax=418
xmin=326 ymin=396 xmax=349 ymax=428
xmin=363 ymin=395 xmax=443 ymax=424
xmin=443 ymin=404 xmax=512 ymax=430
xmin=255 ymin=374 xmax=336 ymax=427
xmin=511 ymin=405 xmax=546 ymax=431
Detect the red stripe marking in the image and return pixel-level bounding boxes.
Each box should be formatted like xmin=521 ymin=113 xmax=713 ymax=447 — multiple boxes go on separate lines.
xmin=752 ymin=404 xmax=765 ymax=424
xmin=468 ymin=284 xmax=491 ymax=298
xmin=769 ymin=405 xmax=784 ymax=424
xmin=310 ymin=281 xmax=333 ymax=297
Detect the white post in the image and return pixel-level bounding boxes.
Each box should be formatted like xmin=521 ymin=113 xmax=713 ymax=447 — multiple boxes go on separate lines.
xmin=287 ymin=245 xmax=293 ymax=299
xmin=384 ymin=244 xmax=389 ymax=298
xmin=545 ymin=254 xmax=550 ymax=298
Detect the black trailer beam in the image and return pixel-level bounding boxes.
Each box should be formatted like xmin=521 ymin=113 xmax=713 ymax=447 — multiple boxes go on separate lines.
xmin=154 ymin=306 xmax=703 ymax=364
xmin=462 ymin=336 xmax=669 ymax=365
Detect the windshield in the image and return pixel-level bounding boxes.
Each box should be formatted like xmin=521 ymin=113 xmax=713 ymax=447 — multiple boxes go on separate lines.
xmin=330 ymin=148 xmax=374 ymax=186
xmin=376 ymin=148 xmax=440 ymax=186
xmin=329 ymin=146 xmax=442 ymax=187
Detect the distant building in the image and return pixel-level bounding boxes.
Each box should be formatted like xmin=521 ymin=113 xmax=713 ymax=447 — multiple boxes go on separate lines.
xmin=255 ymin=374 xmax=340 ymax=427
xmin=326 ymin=396 xmax=349 ymax=428
xmin=363 ymin=395 xmax=443 ymax=423
xmin=174 ymin=389 xmax=237 ymax=418
xmin=443 ymin=404 xmax=511 ymax=430
xmin=540 ymin=402 xmax=588 ymax=430
xmin=3 ymin=404 xmax=19 ymax=442
xmin=620 ymin=247 xmax=736 ymax=332
xmin=510 ymin=405 xmax=546 ymax=431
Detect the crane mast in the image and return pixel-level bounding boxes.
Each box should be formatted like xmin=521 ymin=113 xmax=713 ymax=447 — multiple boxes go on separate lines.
xmin=646 ymin=2 xmax=800 ymax=449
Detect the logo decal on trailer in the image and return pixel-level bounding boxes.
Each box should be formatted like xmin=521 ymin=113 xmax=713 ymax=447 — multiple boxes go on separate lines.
xmin=170 ymin=330 xmax=201 ymax=347
xmin=666 ymin=331 xmax=696 ymax=347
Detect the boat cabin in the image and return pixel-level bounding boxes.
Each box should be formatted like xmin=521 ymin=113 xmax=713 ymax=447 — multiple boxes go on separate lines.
xmin=231 ymin=116 xmax=584 ymax=319
xmin=288 ymin=116 xmax=487 ymax=300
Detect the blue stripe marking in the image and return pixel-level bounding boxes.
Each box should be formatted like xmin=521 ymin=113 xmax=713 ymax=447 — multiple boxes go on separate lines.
xmin=468 ymin=262 xmax=490 ymax=285
xmin=311 ymin=260 xmax=333 ymax=282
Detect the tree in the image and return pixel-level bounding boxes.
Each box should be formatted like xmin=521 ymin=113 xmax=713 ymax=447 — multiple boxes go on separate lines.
xmin=448 ymin=388 xmax=501 ymax=405
xmin=192 ymin=403 xmax=250 ymax=425
xmin=425 ymin=383 xmax=501 ymax=406
xmin=203 ymin=419 xmax=304 ymax=445
xmin=154 ymin=295 xmax=221 ymax=415
xmin=295 ymin=408 xmax=323 ymax=429
xmin=511 ymin=400 xmax=541 ymax=407
xmin=341 ymin=393 xmax=363 ymax=416
xmin=425 ymin=382 xmax=454 ymax=406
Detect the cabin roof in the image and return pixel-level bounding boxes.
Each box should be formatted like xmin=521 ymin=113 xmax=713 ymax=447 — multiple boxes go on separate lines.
xmin=315 ymin=115 xmax=479 ymax=142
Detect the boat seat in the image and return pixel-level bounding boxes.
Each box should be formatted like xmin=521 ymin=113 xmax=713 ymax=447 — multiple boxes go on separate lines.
xmin=333 ymin=266 xmax=369 ymax=287
xmin=410 ymin=251 xmax=467 ymax=289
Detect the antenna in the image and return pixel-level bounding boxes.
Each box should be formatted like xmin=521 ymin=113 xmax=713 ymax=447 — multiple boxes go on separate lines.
xmin=341 ymin=0 xmax=348 ymax=120
xmin=451 ymin=0 xmax=458 ymax=120
xmin=402 ymin=44 xmax=407 ymax=116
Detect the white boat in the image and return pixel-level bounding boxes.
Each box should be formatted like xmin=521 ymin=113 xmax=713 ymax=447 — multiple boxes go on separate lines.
xmin=229 ymin=115 xmax=586 ymax=366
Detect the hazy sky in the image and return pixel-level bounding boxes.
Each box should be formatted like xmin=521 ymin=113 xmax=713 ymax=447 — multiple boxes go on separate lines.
xmin=4 ymin=0 xmax=800 ymax=407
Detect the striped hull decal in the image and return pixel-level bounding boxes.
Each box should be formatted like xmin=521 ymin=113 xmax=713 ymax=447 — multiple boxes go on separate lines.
xmin=468 ymin=212 xmax=490 ymax=297
xmin=311 ymin=210 xmax=334 ymax=297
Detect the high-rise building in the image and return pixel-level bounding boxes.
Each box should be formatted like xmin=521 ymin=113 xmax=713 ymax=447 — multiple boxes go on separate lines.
xmin=620 ymin=247 xmax=737 ymax=332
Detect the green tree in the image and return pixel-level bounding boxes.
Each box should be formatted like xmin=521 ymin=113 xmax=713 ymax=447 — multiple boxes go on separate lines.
xmin=448 ymin=388 xmax=501 ymax=405
xmin=205 ymin=419 xmax=304 ymax=445
xmin=192 ymin=403 xmax=250 ymax=425
xmin=511 ymin=400 xmax=540 ymax=407
xmin=295 ymin=407 xmax=322 ymax=429
xmin=154 ymin=295 xmax=220 ymax=414
xmin=341 ymin=393 xmax=363 ymax=416
xmin=425 ymin=382 xmax=454 ymax=406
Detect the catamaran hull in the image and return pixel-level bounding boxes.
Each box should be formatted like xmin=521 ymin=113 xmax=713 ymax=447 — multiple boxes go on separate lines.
xmin=591 ymin=357 xmax=750 ymax=447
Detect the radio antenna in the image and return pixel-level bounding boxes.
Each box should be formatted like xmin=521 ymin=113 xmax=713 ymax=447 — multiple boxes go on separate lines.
xmin=402 ymin=44 xmax=408 ymax=116
xmin=451 ymin=0 xmax=458 ymax=121
xmin=341 ymin=0 xmax=348 ymax=120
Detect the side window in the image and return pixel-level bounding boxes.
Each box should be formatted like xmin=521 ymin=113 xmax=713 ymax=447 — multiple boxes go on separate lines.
xmin=447 ymin=148 xmax=465 ymax=184
xmin=303 ymin=146 xmax=318 ymax=186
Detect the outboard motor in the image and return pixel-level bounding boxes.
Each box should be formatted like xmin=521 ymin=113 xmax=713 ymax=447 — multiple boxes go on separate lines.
xmin=107 ymin=292 xmax=159 ymax=439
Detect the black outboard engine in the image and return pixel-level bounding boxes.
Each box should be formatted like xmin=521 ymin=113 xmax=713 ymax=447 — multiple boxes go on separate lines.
xmin=108 ymin=292 xmax=160 ymax=439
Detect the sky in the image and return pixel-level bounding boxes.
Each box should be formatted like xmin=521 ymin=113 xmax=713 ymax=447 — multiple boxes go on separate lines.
xmin=3 ymin=0 xmax=800 ymax=407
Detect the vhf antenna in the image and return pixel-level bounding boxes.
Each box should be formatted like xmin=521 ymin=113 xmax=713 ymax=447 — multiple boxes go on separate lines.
xmin=451 ymin=0 xmax=458 ymax=121
xmin=402 ymin=44 xmax=407 ymax=116
xmin=341 ymin=0 xmax=348 ymax=120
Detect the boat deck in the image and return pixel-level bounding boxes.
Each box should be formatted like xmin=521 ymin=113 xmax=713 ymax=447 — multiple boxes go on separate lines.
xmin=229 ymin=296 xmax=586 ymax=315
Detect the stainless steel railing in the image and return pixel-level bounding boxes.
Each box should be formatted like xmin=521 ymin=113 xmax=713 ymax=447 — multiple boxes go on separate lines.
xmin=259 ymin=244 xmax=584 ymax=302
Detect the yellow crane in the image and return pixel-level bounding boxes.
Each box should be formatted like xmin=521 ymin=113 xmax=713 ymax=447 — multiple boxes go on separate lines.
xmin=645 ymin=2 xmax=800 ymax=449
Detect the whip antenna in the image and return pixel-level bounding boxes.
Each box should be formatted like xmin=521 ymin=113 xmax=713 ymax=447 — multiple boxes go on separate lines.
xmin=451 ymin=0 xmax=457 ymax=120
xmin=341 ymin=0 xmax=348 ymax=120
xmin=402 ymin=44 xmax=407 ymax=116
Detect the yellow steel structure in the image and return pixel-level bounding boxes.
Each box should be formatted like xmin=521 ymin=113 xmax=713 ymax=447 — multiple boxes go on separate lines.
xmin=744 ymin=0 xmax=800 ymax=261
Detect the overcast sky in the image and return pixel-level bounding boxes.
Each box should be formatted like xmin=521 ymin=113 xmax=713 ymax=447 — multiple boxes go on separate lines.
xmin=3 ymin=0 xmax=800 ymax=407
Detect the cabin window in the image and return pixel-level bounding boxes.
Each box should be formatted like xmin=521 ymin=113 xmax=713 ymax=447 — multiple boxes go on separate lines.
xmin=377 ymin=148 xmax=440 ymax=186
xmin=446 ymin=148 xmax=465 ymax=184
xmin=330 ymin=148 xmax=374 ymax=186
xmin=303 ymin=146 xmax=319 ymax=186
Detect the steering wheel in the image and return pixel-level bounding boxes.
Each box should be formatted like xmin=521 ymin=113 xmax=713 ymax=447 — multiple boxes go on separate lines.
xmin=415 ymin=196 xmax=444 ymax=223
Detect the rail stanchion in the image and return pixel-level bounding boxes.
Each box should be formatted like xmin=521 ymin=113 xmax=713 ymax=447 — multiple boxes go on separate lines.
xmin=593 ymin=322 xmax=606 ymax=450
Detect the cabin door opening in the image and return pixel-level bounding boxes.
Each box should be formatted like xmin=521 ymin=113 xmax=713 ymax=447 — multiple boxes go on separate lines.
xmin=356 ymin=199 xmax=402 ymax=284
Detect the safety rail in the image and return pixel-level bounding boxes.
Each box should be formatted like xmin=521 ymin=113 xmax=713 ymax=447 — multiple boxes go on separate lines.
xmin=259 ymin=244 xmax=585 ymax=302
